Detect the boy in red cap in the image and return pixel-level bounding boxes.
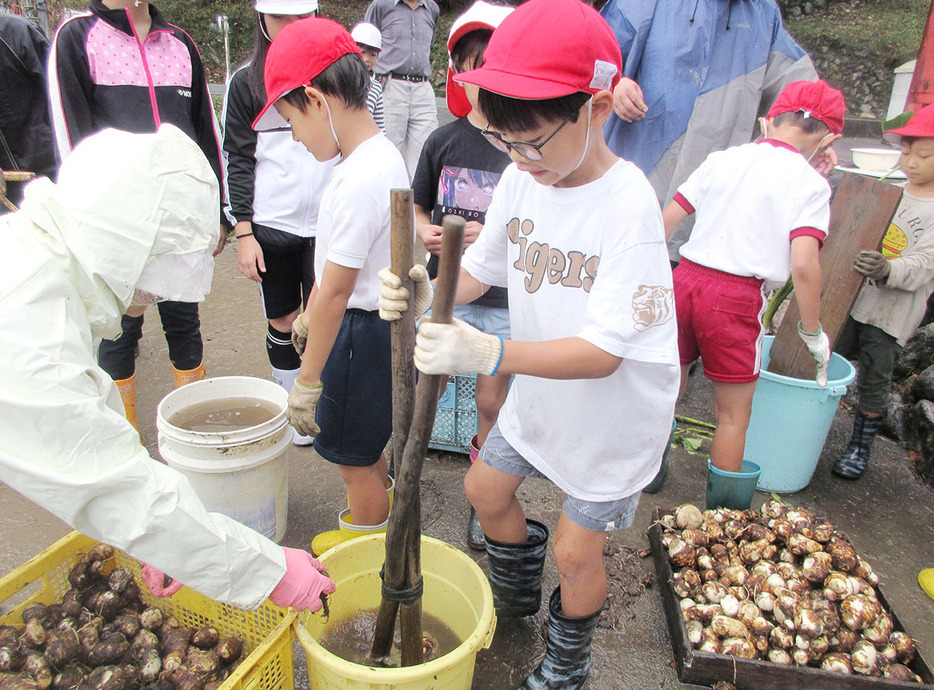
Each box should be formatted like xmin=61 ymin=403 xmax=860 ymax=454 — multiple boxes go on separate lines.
xmin=833 ymin=103 xmax=934 ymax=481
xmin=253 ymin=18 xmax=409 ymax=552
xmin=380 ymin=0 xmax=679 ymax=686
xmin=410 ymin=0 xmax=514 ymax=552
xmin=661 ymin=79 xmax=844 ymax=508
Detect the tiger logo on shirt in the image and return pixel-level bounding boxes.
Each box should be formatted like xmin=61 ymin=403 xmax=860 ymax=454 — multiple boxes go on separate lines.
xmin=632 ymin=285 xmax=674 ymax=331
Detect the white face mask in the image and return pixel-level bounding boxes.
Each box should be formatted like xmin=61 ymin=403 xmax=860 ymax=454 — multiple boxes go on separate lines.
xmin=806 ymin=132 xmax=835 ymax=165
xmin=759 ymin=117 xmax=834 ymax=164
xmin=322 ymin=94 xmax=342 ymax=160
xmin=569 ymin=97 xmax=594 ymax=175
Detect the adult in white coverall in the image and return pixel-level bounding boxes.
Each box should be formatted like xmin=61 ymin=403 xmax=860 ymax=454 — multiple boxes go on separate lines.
xmin=0 ymin=125 xmax=334 ymax=612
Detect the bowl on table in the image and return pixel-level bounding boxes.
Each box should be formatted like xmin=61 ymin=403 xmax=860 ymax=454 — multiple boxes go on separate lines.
xmin=850 ymin=147 xmax=901 ymax=172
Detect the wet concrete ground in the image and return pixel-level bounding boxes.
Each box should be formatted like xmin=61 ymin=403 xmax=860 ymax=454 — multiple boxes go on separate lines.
xmin=2 ymin=137 xmax=932 ymax=689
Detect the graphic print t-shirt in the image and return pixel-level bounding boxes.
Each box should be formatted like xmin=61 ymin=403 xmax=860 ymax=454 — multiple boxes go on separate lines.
xmin=412 ymin=117 xmax=511 ymax=308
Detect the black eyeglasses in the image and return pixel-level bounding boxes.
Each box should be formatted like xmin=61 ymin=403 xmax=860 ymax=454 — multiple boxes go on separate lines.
xmin=480 ymin=119 xmax=569 ymax=161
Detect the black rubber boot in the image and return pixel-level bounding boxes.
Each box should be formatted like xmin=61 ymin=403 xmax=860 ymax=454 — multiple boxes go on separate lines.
xmin=519 ymin=588 xmax=601 ymax=690
xmin=832 ymin=412 xmax=883 ymax=479
xmin=484 ymin=519 xmax=549 ymax=618
xmin=467 ymin=507 xmax=486 ymax=551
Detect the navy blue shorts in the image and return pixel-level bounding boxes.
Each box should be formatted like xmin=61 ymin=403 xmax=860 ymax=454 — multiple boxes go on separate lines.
xmin=313 ymin=309 xmax=392 ymax=467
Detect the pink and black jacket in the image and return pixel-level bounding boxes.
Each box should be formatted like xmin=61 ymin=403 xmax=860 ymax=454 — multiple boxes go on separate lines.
xmin=48 ymin=1 xmax=224 ymax=192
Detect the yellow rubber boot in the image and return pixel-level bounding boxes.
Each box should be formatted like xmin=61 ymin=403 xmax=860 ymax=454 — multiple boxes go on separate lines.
xmin=115 ymin=374 xmax=138 ymax=431
xmin=173 ymin=362 xmax=205 ymax=388
xmin=311 ymin=508 xmax=389 ymax=557
xmin=345 ymin=476 xmax=395 ymax=510
xmin=920 ymin=569 xmax=934 ymax=600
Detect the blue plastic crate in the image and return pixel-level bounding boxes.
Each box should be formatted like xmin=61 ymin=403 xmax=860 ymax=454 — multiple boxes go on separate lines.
xmin=429 ymin=374 xmax=478 ymax=454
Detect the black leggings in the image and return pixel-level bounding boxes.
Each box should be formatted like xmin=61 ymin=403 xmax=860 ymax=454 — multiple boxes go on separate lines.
xmin=98 ymin=301 xmax=202 ymax=380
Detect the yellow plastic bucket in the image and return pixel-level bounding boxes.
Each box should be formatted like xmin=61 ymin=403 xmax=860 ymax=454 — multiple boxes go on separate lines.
xmin=296 ymin=534 xmax=497 ymax=689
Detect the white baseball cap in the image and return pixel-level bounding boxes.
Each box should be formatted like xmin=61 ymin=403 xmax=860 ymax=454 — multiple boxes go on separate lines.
xmin=255 ymin=0 xmax=318 ymax=14
xmin=350 ymin=22 xmax=382 ymax=50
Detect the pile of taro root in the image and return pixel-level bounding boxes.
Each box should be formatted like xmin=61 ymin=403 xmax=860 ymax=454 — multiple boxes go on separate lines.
xmin=0 ymin=544 xmax=244 ymax=690
xmin=661 ymin=502 xmax=923 ymax=682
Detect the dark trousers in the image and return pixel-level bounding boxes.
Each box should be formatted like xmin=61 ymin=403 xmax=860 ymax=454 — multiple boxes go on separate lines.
xmin=835 ymin=317 xmax=900 ymax=415
xmin=98 ymin=301 xmax=202 ymax=380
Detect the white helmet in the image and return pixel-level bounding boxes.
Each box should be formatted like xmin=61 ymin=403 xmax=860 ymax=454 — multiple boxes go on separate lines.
xmin=255 ymin=0 xmax=318 ymax=14
xmin=350 ymin=22 xmax=382 ymax=51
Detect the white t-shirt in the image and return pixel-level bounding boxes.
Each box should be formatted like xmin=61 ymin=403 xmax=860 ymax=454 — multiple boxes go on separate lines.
xmin=315 ymin=133 xmax=409 ymax=310
xmin=462 ymin=160 xmax=680 ymax=501
xmin=676 ymin=140 xmax=831 ymax=290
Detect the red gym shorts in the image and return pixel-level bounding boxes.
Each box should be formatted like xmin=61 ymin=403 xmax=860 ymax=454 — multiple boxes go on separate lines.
xmin=673 ymin=259 xmax=766 ymax=384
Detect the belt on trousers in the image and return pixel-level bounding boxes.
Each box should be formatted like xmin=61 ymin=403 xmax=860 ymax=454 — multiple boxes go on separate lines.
xmin=387 ymin=72 xmax=429 ymax=83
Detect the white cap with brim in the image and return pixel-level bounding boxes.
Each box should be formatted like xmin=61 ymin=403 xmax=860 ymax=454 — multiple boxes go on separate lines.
xmin=255 ymin=0 xmax=318 ymax=14
xmin=351 ymin=22 xmax=382 ymax=50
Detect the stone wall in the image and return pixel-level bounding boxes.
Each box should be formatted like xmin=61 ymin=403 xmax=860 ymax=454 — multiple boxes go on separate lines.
xmin=778 ymin=0 xmax=900 ymax=121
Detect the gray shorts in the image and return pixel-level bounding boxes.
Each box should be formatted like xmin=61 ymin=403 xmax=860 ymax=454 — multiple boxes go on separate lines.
xmin=479 ymin=425 xmax=640 ymax=532
xmin=422 ymin=303 xmax=510 ymax=339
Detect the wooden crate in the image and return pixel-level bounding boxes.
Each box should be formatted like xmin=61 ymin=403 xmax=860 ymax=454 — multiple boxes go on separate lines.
xmin=647 ymin=509 xmax=934 ymax=689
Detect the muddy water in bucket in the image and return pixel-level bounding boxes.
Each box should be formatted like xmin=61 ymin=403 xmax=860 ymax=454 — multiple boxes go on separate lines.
xmin=320 ymin=608 xmax=461 ymax=667
xmin=157 ymin=377 xmax=291 ymax=542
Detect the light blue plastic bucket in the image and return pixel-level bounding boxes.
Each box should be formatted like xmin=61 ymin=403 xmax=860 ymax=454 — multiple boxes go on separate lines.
xmin=745 ymin=336 xmax=856 ymax=493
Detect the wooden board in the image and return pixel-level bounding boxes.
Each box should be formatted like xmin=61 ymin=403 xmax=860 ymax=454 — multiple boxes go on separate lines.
xmin=648 ymin=509 xmax=934 ymax=689
xmin=767 ymin=173 xmax=903 ymax=380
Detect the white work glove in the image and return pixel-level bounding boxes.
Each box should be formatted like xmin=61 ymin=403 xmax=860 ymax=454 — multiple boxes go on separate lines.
xmin=378 ymin=265 xmax=433 ymax=321
xmin=287 ymin=380 xmax=322 ymax=437
xmin=415 ymin=318 xmax=504 ymax=376
xmin=797 ymin=321 xmax=830 ymax=387
xmin=292 ymin=314 xmax=308 ymax=355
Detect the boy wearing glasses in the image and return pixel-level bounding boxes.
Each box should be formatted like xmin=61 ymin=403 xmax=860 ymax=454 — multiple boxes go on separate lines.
xmin=411 ymin=0 xmax=513 ymax=552
xmin=379 ymin=0 xmax=678 ymax=686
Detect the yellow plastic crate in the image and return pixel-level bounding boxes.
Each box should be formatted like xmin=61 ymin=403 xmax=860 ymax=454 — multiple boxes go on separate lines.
xmin=0 ymin=532 xmax=296 ymax=690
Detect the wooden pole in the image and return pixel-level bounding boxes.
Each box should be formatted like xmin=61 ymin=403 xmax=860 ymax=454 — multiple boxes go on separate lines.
xmin=370 ymin=215 xmax=466 ymax=664
xmin=389 ymin=190 xmax=416 ymax=478
xmin=370 ymin=190 xmax=417 ymax=648
xmin=767 ymin=173 xmax=903 ymax=379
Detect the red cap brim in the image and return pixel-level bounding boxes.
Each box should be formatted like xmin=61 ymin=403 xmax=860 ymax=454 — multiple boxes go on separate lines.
xmin=455 ymin=66 xmax=580 ymax=101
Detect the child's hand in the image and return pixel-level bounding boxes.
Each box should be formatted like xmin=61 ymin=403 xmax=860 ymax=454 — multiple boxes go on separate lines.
xmin=612 ymin=77 xmax=648 ymax=122
xmin=417 ymin=222 xmax=444 ymax=254
xmin=378 ymin=265 xmax=433 ymax=321
xmin=287 ymin=380 xmax=322 ymax=437
xmin=292 ymin=314 xmax=308 ymax=354
xmin=463 ymin=221 xmax=483 ymax=248
xmin=415 ymin=318 xmax=504 ymax=376
xmin=853 ymin=250 xmax=890 ymax=281
xmin=236 ymin=234 xmax=266 ymax=282
xmin=797 ymin=321 xmax=830 ymax=387
xmin=214 ymin=225 xmax=229 ymax=257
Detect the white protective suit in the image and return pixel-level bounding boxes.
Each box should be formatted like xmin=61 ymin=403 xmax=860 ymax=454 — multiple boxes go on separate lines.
xmin=0 ymin=126 xmax=285 ymax=609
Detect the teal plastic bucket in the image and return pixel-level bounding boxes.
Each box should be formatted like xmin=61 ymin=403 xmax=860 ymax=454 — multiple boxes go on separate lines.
xmin=706 ymin=460 xmax=761 ymax=510
xmin=745 ymin=336 xmax=856 ymax=493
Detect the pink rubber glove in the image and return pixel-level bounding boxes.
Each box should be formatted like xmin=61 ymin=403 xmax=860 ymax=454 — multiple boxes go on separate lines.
xmin=269 ymin=547 xmax=336 ymax=612
xmin=141 ymin=564 xmax=184 ymax=597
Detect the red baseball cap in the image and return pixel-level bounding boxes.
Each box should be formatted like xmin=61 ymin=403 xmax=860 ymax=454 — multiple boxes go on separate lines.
xmin=766 ymin=80 xmax=846 ymax=136
xmin=883 ymin=103 xmax=934 ymax=143
xmin=455 ymin=0 xmax=621 ymax=100
xmin=445 ymin=1 xmax=514 ymax=118
xmin=252 ymin=17 xmax=360 ymax=131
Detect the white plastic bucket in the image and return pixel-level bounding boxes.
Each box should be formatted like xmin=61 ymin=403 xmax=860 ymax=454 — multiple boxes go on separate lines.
xmin=157 ymin=376 xmax=291 ymax=543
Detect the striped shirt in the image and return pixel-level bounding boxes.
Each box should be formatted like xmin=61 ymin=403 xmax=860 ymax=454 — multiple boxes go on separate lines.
xmin=367 ymin=76 xmax=385 ymax=132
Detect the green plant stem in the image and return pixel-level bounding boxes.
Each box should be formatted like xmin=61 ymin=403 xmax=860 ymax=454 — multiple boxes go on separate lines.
xmin=763 ymin=277 xmax=794 ymax=331
xmin=674 ymin=414 xmax=717 ymax=430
